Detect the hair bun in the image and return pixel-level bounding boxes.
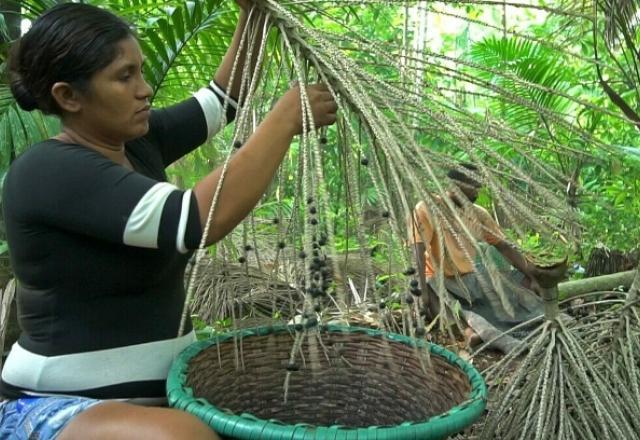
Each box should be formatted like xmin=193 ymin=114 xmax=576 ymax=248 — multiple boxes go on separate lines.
xmin=10 ymin=77 xmax=39 ymax=112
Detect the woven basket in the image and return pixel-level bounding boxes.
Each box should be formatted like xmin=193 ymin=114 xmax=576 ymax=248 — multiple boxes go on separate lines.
xmin=167 ymin=325 xmax=487 ymax=439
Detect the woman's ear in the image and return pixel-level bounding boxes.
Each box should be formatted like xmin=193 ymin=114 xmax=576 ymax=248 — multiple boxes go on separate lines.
xmin=51 ymin=82 xmax=82 ymax=113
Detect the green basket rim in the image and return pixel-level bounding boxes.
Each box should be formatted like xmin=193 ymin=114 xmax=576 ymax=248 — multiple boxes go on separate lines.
xmin=167 ymin=325 xmax=487 ymax=440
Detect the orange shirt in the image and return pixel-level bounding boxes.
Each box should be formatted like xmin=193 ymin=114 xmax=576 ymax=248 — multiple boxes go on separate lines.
xmin=407 ymin=199 xmax=505 ymax=278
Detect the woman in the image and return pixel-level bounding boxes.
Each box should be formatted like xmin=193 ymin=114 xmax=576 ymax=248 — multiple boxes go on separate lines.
xmin=0 ymin=2 xmax=337 ymax=439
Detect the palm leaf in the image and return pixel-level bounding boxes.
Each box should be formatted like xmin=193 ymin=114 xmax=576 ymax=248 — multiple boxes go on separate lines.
xmin=599 ymin=0 xmax=640 ymax=43
xmin=468 ymin=36 xmax=574 ymax=130
xmin=110 ymin=0 xmax=235 ymax=103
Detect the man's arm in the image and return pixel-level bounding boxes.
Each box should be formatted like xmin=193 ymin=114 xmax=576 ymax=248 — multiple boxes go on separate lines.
xmin=475 ymin=206 xmax=536 ymax=280
xmin=494 ymin=240 xmax=568 ymax=289
xmin=493 ymin=240 xmax=535 ymax=279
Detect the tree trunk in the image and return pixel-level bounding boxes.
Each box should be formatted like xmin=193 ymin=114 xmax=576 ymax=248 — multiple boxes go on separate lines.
xmin=558 ymin=270 xmax=636 ymax=299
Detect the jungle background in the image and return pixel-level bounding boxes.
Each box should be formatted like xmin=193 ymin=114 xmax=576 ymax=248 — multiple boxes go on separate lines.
xmin=0 ymin=0 xmax=639 ymax=358
xmin=1 ymin=1 xmax=640 ymax=438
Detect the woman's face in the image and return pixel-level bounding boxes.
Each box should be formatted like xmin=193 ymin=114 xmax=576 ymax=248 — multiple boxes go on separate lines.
xmin=76 ymin=36 xmax=153 ymax=144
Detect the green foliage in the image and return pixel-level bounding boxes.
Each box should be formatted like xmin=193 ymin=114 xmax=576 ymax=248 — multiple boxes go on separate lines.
xmin=0 ymin=0 xmax=638 ymax=263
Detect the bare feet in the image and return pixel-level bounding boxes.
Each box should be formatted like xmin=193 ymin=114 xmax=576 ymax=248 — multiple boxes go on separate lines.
xmin=464 ymin=327 xmax=482 ymax=348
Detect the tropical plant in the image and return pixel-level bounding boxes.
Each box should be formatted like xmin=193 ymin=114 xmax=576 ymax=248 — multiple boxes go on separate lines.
xmin=1 ymin=1 xmax=640 ymax=438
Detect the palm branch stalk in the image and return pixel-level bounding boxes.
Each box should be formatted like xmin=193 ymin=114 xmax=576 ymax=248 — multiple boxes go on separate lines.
xmin=573 ymin=269 xmax=640 ymax=434
xmin=169 ymin=0 xmax=619 ymax=342
xmin=478 ymin=284 xmax=639 ymax=439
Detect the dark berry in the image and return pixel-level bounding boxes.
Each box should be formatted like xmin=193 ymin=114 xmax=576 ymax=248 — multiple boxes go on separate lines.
xmin=382 ymin=211 xmax=390 ymax=218
xmin=294 ymin=323 xmax=304 ymax=331
xmin=309 ymin=206 xmax=317 ymax=215
xmin=404 ymin=267 xmax=416 ymax=276
xmin=278 ymin=241 xmax=286 ymax=249
xmin=244 ymin=245 xmax=253 ymax=252
xmin=233 ymin=140 xmax=243 ymax=149
xmin=318 ymin=236 xmax=327 ymax=246
xmin=299 ymin=251 xmax=307 ymax=259
xmin=411 ymin=288 xmax=422 ymax=296
xmin=307 ymin=197 xmax=314 ymax=205
xmin=314 ymin=304 xmax=322 ymax=313
xmin=238 ymin=256 xmax=246 ymax=264
xmin=410 ymin=279 xmax=419 ymax=288
xmin=287 ymin=362 xmax=300 ymax=372
xmin=273 ymin=218 xmax=280 ymax=225
xmin=360 ymin=157 xmax=369 ymax=166
xmin=305 ymin=317 xmax=318 ymax=328
xmin=310 ymin=218 xmax=318 ymax=225
xmin=313 ymin=250 xmax=320 ymax=257
xmin=320 ymin=137 xmax=328 ymax=144
xmin=405 ymin=294 xmax=414 ymax=305
xmin=379 ymin=301 xmax=386 ymax=309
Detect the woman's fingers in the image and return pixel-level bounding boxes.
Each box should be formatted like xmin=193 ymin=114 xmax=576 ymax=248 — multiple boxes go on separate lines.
xmin=307 ymin=84 xmax=337 ymax=128
xmin=312 ymin=101 xmax=338 ymax=127
xmin=271 ymin=83 xmax=338 ymax=134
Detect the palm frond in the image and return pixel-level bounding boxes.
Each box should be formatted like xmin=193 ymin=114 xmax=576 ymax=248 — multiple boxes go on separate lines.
xmin=119 ymin=0 xmax=234 ymax=102
xmin=600 ymin=0 xmax=640 ymax=43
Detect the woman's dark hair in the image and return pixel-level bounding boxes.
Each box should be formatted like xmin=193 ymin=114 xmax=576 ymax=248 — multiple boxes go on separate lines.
xmin=447 ymin=163 xmax=481 ymax=187
xmin=8 ymin=3 xmax=135 ymax=115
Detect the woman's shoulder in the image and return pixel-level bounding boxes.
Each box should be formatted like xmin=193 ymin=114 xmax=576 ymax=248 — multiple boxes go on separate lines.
xmin=6 ymin=140 xmax=119 ymax=189
xmin=13 ymin=139 xmax=86 ymax=164
xmin=12 ymin=139 xmax=111 ymax=167
xmin=8 ymin=140 xmax=57 ymax=176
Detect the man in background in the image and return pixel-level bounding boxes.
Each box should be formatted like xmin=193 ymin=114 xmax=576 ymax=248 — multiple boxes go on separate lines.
xmin=408 ymin=164 xmax=564 ymax=352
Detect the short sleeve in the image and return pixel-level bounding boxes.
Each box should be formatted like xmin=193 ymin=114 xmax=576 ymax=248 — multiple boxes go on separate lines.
xmin=192 ymin=80 xmax=238 ymax=141
xmin=407 ymin=201 xmax=433 ymax=245
xmin=146 ymin=81 xmax=238 ymax=167
xmin=4 ymin=142 xmax=203 ymax=253
xmin=146 ymin=98 xmax=209 ymax=167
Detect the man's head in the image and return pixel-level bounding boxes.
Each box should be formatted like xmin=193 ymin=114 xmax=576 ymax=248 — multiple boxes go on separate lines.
xmin=447 ymin=163 xmax=482 ymax=203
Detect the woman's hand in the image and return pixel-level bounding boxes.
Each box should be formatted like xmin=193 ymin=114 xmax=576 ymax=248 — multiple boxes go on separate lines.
xmin=271 ymin=83 xmax=338 ymax=135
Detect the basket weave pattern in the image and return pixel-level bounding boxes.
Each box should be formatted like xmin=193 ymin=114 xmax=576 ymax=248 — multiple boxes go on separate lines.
xmin=168 ymin=325 xmax=487 ymax=439
xmin=187 ymin=329 xmax=470 ymax=427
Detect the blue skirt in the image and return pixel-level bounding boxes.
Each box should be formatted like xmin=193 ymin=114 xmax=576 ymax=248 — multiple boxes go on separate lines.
xmin=0 ymin=396 xmax=100 ymax=440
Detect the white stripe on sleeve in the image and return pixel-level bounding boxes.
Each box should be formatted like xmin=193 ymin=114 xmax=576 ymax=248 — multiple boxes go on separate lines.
xmin=209 ymin=81 xmax=238 ymax=110
xmin=176 ymin=189 xmax=193 ymax=254
xmin=123 ymin=182 xmax=178 ymax=248
xmin=193 ymin=87 xmax=225 ymax=141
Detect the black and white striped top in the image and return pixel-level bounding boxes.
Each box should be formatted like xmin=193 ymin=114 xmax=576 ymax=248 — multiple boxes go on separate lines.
xmin=0 ymin=82 xmax=236 ymax=403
